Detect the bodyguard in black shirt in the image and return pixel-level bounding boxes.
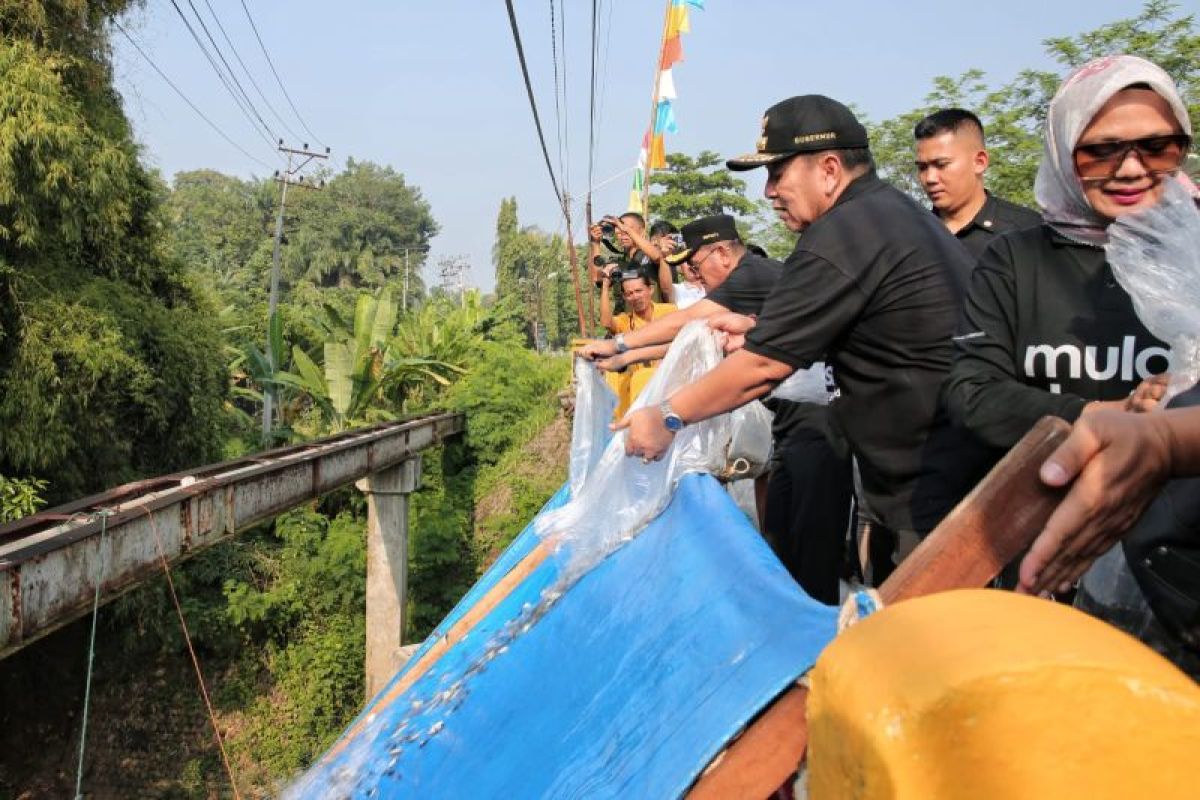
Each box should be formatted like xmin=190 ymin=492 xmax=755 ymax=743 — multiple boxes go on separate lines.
xmin=914 ymin=108 xmax=1041 ymax=259
xmin=617 ymin=96 xmax=972 ymax=580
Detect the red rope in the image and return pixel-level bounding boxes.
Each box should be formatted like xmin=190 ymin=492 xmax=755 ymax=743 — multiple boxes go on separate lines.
xmin=134 ymin=501 xmax=243 ymax=800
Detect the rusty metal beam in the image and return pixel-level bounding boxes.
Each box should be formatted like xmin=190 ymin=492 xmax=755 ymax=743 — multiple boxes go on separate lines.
xmin=0 ymin=413 xmax=464 ymax=660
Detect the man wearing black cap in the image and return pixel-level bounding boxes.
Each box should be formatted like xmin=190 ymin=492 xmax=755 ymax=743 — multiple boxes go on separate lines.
xmin=580 ymin=214 xmax=777 ymax=364
xmin=617 ymin=95 xmax=973 ymax=583
xmin=579 ymin=214 xmax=855 ymax=602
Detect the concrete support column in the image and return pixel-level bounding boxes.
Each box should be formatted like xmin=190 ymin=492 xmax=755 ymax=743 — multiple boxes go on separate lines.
xmin=357 ymin=456 xmax=422 ymax=700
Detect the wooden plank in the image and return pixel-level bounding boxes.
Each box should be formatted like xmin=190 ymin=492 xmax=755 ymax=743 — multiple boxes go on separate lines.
xmin=877 ymin=415 xmax=1070 ymax=604
xmin=685 ymin=416 xmax=1072 ymax=798
xmin=688 ymin=685 xmax=809 ymax=800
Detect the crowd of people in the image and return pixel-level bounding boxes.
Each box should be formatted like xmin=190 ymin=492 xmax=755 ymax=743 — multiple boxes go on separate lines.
xmin=576 ymin=54 xmax=1199 ymax=672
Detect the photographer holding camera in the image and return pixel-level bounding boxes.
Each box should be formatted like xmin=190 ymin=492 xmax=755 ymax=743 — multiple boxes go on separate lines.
xmin=587 ymin=212 xmax=674 ymax=303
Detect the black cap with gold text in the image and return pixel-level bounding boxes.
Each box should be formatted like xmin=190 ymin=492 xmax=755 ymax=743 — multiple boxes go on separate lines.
xmin=665 ymin=214 xmax=741 ymax=266
xmin=726 ymin=95 xmax=869 ymax=171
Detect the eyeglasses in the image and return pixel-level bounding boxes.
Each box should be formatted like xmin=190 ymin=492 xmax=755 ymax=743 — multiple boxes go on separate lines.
xmin=685 ymin=246 xmax=719 ymax=275
xmin=1073 ymin=134 xmax=1191 ymax=181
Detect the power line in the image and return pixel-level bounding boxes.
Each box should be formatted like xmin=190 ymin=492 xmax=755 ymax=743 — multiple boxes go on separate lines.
xmin=549 ymin=1 xmax=566 ymax=191
xmin=594 ymin=0 xmax=616 ymax=175
xmin=557 ymin=0 xmax=571 ymax=196
xmin=113 ymin=20 xmax=277 ymax=171
xmin=239 ymin=0 xmax=326 ymax=149
xmin=182 ymin=0 xmax=278 ymax=142
xmin=587 ymin=0 xmax=599 ymax=210
xmin=503 ymin=0 xmax=565 ymax=211
xmin=166 ymin=0 xmax=281 ymax=154
xmin=199 ymin=0 xmax=306 ymax=143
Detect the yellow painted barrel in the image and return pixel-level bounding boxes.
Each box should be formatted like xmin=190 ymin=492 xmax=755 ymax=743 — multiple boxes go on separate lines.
xmin=807 ymin=589 xmax=1200 ymax=799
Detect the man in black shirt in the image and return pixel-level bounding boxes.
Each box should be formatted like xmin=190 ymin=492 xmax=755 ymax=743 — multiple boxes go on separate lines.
xmin=579 ymin=213 xmax=853 ymax=600
xmin=578 ymin=214 xmax=780 ymax=360
xmin=914 ymin=109 xmax=1041 ymax=259
xmin=617 ymin=95 xmax=973 ymax=581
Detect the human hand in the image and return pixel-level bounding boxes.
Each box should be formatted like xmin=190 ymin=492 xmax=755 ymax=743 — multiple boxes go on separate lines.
xmin=596 ymin=354 xmax=627 ymax=372
xmin=611 ymin=406 xmax=674 ymax=463
xmin=1126 ymin=373 xmax=1169 ymax=413
xmin=708 ymin=312 xmax=756 ymax=353
xmin=707 ymin=312 xmax=757 ymax=336
xmin=577 ymin=339 xmax=618 ymax=360
xmin=1017 ymin=410 xmax=1174 ymax=595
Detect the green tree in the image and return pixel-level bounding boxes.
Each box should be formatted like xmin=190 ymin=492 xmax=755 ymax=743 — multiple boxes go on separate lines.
xmin=0 ymin=2 xmax=228 ymax=500
xmin=645 ymin=150 xmax=757 ymax=225
xmin=869 ymin=1 xmax=1199 ymax=207
xmin=284 ymin=159 xmax=438 ymax=292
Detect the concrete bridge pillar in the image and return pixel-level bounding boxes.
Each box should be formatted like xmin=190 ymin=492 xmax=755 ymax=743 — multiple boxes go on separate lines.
xmin=357 ymin=456 xmax=422 ymax=700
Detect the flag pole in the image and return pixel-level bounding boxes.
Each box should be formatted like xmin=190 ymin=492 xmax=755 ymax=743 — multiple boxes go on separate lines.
xmin=640 ymin=0 xmax=675 ymax=217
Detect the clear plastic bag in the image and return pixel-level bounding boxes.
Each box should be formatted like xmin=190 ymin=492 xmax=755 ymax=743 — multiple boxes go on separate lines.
xmin=568 ymin=357 xmax=618 ymax=498
xmin=724 ymin=400 xmax=773 ymax=480
xmin=1106 ymin=179 xmax=1200 ymax=405
xmin=537 ymin=321 xmax=733 ymax=581
xmin=767 ymin=362 xmax=833 ymax=405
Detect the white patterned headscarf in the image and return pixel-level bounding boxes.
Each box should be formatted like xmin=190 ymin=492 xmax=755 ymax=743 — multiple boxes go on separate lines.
xmin=1035 ymin=54 xmax=1192 ymax=246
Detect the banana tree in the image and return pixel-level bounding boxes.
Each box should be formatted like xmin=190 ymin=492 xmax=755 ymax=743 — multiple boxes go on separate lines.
xmin=226 ymin=310 xmax=300 ymax=441
xmin=275 ymin=288 xmax=461 ymax=433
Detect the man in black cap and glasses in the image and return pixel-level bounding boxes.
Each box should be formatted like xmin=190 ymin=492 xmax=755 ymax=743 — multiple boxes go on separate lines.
xmin=617 ymin=95 xmax=973 ymax=584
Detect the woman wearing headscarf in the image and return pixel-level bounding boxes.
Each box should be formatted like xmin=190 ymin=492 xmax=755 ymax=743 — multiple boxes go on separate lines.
xmin=944 ymin=54 xmax=1192 ymax=460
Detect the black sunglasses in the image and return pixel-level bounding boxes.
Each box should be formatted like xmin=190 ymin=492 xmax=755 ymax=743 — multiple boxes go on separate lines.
xmin=1073 ymin=133 xmax=1191 ymax=181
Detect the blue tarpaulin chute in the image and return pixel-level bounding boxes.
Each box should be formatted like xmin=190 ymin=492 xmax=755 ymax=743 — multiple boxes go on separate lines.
xmin=289 ymin=473 xmax=837 ymax=798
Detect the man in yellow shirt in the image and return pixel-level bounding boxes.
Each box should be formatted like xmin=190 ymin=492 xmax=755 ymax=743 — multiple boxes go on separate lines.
xmin=599 ymin=267 xmax=676 ymax=417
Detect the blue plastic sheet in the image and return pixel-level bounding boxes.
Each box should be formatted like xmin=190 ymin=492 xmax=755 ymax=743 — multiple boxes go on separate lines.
xmin=288 ymin=475 xmax=836 ymax=798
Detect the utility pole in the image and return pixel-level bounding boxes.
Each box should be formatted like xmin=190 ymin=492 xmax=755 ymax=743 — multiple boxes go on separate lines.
xmin=562 ymin=193 xmax=587 ymax=337
xmin=263 ymin=141 xmax=329 ymax=447
xmin=403 ymin=248 xmax=410 ymax=312
xmin=437 ymin=255 xmax=469 ymax=308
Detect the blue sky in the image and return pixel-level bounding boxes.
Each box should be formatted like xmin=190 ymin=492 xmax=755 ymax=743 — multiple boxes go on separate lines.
xmin=113 ymin=0 xmax=1148 ymax=291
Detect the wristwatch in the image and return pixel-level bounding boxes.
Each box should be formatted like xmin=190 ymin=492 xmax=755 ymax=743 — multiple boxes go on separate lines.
xmin=614 ymin=333 xmax=629 ymax=354
xmin=660 ymin=399 xmax=685 ymax=433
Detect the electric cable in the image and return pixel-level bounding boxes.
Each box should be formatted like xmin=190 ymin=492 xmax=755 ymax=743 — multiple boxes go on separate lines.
xmin=183 ymin=0 xmax=278 ymax=142
xmin=113 ymin=20 xmax=277 ymax=170
xmin=549 ymin=1 xmax=567 ymax=194
xmin=239 ymin=0 xmax=327 ymax=148
xmin=503 ymin=0 xmax=565 ymax=211
xmin=199 ymin=0 xmax=306 ymax=143
xmin=587 ymin=0 xmax=599 ymax=211
xmin=166 ymin=0 xmax=281 ymax=154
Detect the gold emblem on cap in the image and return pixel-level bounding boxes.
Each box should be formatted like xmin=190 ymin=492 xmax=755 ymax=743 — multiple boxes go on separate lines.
xmin=702 ymin=232 xmax=719 ymax=241
xmin=755 ymin=116 xmax=770 ymax=152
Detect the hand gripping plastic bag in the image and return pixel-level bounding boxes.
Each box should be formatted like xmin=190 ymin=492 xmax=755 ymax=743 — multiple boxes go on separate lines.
xmin=1107 ymin=179 xmax=1200 ymax=405
xmin=538 ymin=321 xmax=736 ymax=581
xmin=568 ymin=356 xmax=619 ymax=497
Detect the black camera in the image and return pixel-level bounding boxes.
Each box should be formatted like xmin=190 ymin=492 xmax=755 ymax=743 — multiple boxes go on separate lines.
xmin=599 ymin=220 xmax=616 ymax=235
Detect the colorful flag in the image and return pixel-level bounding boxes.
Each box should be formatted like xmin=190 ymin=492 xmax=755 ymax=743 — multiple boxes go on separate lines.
xmin=630 ymin=0 xmax=704 ymax=214
xmin=660 ymin=35 xmax=683 ymax=70
xmin=666 ymin=4 xmax=690 ymax=36
xmin=657 ymin=69 xmax=677 ymax=100
xmin=654 ymin=100 xmax=678 ymax=135
xmin=649 ymin=134 xmax=667 ymax=170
